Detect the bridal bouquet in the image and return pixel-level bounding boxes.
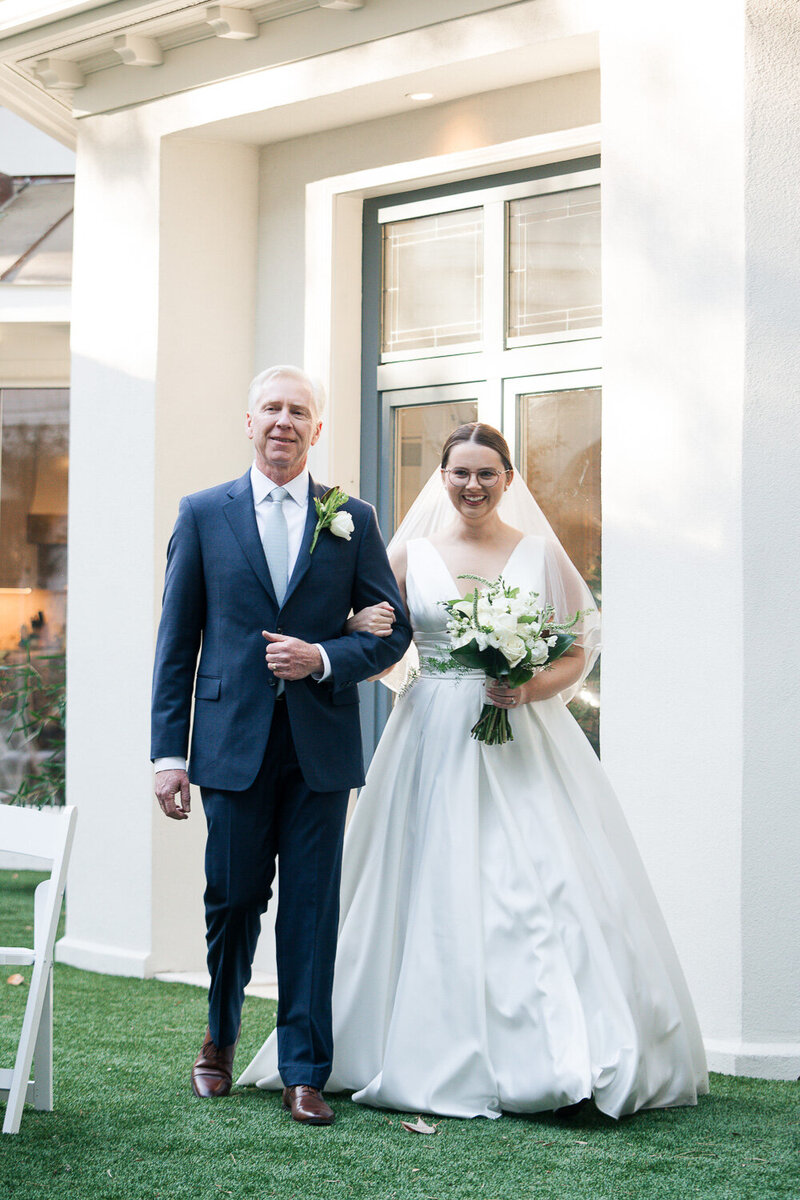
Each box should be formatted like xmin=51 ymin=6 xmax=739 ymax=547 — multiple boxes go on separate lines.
xmin=437 ymin=575 xmax=584 ymax=745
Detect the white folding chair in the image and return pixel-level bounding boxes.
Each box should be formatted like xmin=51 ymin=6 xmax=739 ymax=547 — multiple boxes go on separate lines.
xmin=0 ymin=804 xmax=77 ymax=1134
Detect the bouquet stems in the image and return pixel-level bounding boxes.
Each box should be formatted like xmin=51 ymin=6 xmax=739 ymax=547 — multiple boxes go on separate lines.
xmin=471 ymin=701 xmax=513 ymax=745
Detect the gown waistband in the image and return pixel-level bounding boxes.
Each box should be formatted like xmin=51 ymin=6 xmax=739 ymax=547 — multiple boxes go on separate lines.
xmin=413 ymin=633 xmax=484 ymax=680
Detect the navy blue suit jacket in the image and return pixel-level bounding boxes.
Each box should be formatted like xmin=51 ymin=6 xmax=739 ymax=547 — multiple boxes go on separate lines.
xmin=151 ymin=471 xmax=411 ymax=793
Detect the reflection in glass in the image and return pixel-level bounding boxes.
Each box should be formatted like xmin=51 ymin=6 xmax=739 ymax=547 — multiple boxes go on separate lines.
xmin=394 ymin=400 xmax=478 ymax=528
xmin=519 ymin=387 xmax=601 ymax=751
xmin=0 ymin=389 xmax=69 ymax=805
xmin=507 ymin=186 xmax=601 ymax=341
xmin=382 ymin=209 xmax=483 ymax=355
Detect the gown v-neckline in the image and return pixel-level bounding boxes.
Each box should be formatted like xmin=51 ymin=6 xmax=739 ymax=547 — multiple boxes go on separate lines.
xmin=423 ymin=535 xmax=529 ymax=598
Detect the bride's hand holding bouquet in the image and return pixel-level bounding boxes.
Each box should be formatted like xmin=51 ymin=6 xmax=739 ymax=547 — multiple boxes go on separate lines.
xmin=440 ymin=574 xmax=590 ymax=745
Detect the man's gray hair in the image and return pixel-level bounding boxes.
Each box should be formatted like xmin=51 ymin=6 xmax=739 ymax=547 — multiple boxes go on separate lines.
xmin=247 ymin=365 xmax=326 ymax=417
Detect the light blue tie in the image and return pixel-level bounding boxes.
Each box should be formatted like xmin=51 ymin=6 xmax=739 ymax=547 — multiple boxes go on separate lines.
xmin=262 ymin=486 xmax=289 ymax=606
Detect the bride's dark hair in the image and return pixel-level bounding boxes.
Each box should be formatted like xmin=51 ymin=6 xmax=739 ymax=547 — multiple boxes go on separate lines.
xmin=441 ymin=422 xmax=513 ymax=474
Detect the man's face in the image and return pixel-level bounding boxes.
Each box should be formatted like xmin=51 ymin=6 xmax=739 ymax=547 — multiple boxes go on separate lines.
xmin=246 ymin=375 xmax=322 ymax=482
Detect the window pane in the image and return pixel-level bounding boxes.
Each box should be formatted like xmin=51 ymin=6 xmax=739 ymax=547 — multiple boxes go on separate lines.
xmin=382 ymin=209 xmax=483 ymax=355
xmin=0 ymin=388 xmax=68 ymax=806
xmin=519 ymin=387 xmax=601 ymax=752
xmin=507 ymin=186 xmax=601 ymax=341
xmin=394 ymin=399 xmax=478 ymax=527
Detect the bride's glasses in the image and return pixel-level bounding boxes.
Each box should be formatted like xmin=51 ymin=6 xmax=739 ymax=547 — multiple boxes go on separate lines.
xmin=443 ymin=468 xmax=509 ymax=487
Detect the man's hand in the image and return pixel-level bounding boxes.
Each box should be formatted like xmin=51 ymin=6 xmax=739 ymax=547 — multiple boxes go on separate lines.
xmin=263 ymin=631 xmax=323 ymax=680
xmin=155 ymin=769 xmax=191 ymax=820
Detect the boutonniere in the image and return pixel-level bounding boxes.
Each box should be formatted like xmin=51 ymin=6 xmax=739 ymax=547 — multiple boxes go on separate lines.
xmin=310 ymin=486 xmax=354 ymax=553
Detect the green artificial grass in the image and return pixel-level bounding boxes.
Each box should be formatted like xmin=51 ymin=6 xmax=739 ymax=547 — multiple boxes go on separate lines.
xmin=1 ymin=870 xmax=798 ymax=1200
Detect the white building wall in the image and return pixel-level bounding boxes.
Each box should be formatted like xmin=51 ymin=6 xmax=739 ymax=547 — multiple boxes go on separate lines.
xmin=602 ymin=0 xmax=800 ymax=1078
xmin=740 ymin=0 xmax=800 ymax=1069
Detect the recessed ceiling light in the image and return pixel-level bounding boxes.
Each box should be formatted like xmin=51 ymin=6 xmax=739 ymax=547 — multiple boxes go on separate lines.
xmin=406 ymin=91 xmax=434 ymax=102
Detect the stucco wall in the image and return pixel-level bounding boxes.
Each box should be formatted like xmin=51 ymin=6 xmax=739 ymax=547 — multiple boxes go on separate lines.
xmin=740 ymin=0 xmax=800 ymax=1051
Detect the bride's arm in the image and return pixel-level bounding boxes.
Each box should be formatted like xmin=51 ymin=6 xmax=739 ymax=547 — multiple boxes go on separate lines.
xmin=486 ymin=645 xmax=585 ymax=707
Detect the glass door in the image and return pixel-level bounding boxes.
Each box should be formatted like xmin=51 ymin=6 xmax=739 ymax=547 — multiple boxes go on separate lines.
xmin=381 ymin=384 xmax=483 ymax=530
xmin=504 ymin=372 xmax=602 ymax=752
xmin=0 ymin=388 xmax=69 ymax=805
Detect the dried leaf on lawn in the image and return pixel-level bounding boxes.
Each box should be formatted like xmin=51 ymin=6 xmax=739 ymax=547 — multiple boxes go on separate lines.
xmin=6 ymin=974 xmax=24 ymax=986
xmin=401 ymin=1116 xmax=437 ymax=1135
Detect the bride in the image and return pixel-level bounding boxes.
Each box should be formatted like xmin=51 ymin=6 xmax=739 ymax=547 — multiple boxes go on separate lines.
xmin=238 ymin=422 xmax=708 ymax=1119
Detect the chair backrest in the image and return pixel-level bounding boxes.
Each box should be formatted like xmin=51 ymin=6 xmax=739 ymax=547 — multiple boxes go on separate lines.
xmin=0 ymin=805 xmax=75 ymax=863
xmin=0 ymin=806 xmax=77 ymax=959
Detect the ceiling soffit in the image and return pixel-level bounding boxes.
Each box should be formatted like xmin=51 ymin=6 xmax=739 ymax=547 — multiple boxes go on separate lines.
xmin=0 ymin=1 xmax=599 ymax=144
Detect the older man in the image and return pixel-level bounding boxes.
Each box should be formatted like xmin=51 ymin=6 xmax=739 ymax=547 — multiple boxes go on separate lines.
xmin=151 ymin=366 xmax=411 ymax=1123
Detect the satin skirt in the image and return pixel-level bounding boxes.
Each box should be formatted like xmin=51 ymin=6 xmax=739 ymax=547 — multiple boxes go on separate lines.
xmin=238 ymin=675 xmax=708 ymax=1119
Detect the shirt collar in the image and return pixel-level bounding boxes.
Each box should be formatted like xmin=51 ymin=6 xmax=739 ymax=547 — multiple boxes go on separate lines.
xmin=250 ymin=463 xmax=309 ymax=507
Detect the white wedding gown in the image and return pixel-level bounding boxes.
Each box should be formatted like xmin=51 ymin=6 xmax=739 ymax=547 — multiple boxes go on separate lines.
xmin=238 ymin=537 xmax=708 ymax=1118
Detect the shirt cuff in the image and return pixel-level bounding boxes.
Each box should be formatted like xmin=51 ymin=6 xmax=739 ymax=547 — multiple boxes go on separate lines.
xmin=312 ymin=643 xmax=332 ymax=682
xmin=154 ymin=757 xmax=187 ymax=773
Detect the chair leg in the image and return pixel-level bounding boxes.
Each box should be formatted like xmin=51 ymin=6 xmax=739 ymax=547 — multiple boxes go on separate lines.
xmin=32 ymin=967 xmax=53 ymax=1112
xmin=2 ymin=958 xmax=49 ymax=1134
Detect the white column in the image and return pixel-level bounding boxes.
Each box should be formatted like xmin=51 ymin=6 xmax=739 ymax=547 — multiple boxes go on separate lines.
xmin=58 ymin=120 xmax=259 ymax=975
xmin=602 ymin=0 xmax=799 ymax=1078
xmin=739 ymin=0 xmax=800 ymax=1077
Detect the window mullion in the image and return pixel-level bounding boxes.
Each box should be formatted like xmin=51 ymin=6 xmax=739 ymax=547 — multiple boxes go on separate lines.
xmin=478 ymin=199 xmax=505 ymax=428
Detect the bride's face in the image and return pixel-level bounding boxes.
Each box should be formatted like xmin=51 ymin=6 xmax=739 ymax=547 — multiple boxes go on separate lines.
xmin=441 ymin=442 xmax=512 ymax=523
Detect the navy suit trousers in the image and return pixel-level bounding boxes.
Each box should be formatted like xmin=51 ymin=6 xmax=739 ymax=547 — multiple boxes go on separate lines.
xmin=201 ymin=699 xmax=349 ymax=1088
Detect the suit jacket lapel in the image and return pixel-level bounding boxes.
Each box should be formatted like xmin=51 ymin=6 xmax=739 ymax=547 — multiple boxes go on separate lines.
xmin=223 ymin=470 xmax=278 ymax=605
xmin=283 ymin=477 xmax=325 ymax=606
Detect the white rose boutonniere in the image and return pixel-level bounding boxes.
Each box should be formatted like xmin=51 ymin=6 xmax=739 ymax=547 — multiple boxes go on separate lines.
xmin=310 ymin=486 xmax=352 ymax=554
xmin=329 ymin=510 xmax=355 ymax=540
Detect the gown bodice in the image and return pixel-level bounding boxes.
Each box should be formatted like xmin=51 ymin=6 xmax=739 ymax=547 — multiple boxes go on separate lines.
xmin=405 ymin=536 xmax=547 ymax=670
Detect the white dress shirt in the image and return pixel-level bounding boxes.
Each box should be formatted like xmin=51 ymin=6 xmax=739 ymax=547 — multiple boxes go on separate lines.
xmin=154 ymin=464 xmax=332 ymax=774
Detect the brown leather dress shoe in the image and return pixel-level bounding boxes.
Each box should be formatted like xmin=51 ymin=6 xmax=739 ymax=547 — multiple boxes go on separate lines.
xmin=282 ymin=1085 xmax=335 ymax=1125
xmin=191 ymin=1028 xmax=237 ymax=1098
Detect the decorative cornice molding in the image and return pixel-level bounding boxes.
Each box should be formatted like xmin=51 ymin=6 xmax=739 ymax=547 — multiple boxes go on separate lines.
xmin=0 ymin=62 xmax=77 ymax=146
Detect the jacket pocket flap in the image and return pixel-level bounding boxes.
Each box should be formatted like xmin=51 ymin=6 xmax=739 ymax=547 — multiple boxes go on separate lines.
xmin=331 ymin=685 xmax=359 ymax=707
xmin=195 ymin=675 xmax=221 ymax=701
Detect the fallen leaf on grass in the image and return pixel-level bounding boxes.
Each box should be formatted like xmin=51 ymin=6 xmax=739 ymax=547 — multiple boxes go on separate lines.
xmin=6 ymin=974 xmax=24 ymax=986
xmin=401 ymin=1117 xmax=437 ymax=1135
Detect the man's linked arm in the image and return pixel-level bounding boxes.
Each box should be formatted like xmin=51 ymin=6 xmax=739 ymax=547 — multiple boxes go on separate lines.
xmin=318 ymin=505 xmax=412 ymax=692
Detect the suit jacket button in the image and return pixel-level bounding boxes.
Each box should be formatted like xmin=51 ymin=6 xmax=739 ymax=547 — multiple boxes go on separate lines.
xmin=268 ymin=678 xmax=276 ymax=688
xmin=277 ymin=626 xmax=283 ymax=633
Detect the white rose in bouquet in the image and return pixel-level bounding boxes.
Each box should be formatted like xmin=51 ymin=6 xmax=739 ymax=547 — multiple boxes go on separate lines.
xmin=487 ymin=629 xmax=527 ymax=667
xmin=528 ymin=638 xmax=550 ymax=665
